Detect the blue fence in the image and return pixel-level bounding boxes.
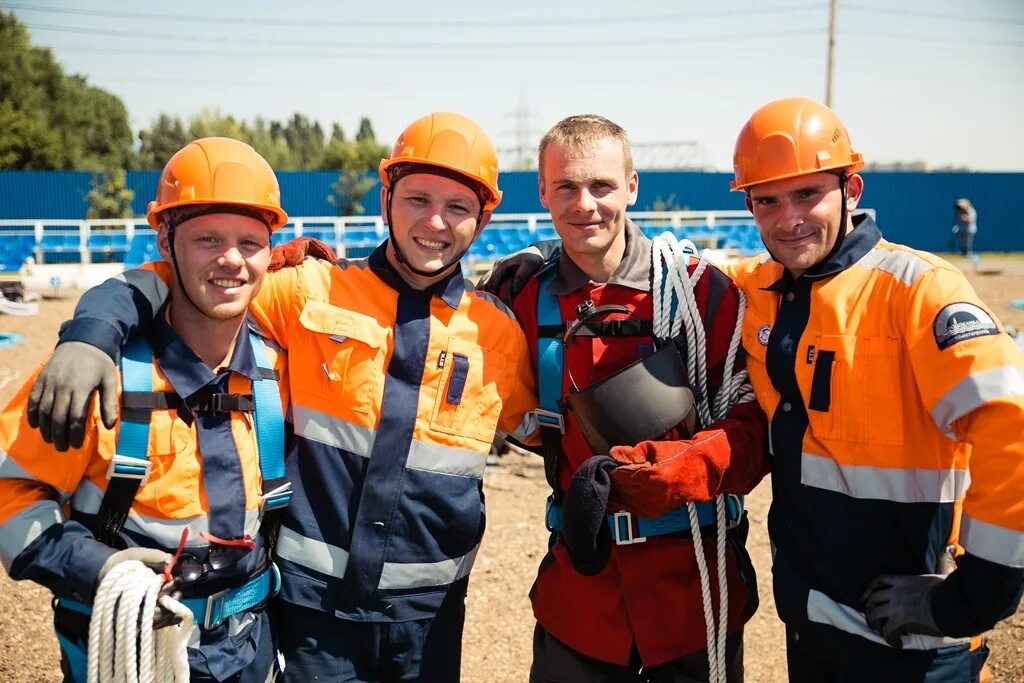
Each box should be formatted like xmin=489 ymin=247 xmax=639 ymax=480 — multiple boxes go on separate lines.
xmin=1 ymin=170 xmax=1021 ymax=253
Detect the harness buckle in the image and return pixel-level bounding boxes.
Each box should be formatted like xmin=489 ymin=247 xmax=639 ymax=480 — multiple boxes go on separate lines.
xmin=611 ymin=511 xmax=647 ymax=545
xmin=725 ymin=494 xmax=743 ymax=530
xmin=261 ymin=482 xmax=293 ymax=511
xmin=532 ymin=408 xmax=565 ymax=435
xmin=203 ymin=587 xmax=230 ymax=630
xmin=106 ymin=454 xmax=152 ymax=486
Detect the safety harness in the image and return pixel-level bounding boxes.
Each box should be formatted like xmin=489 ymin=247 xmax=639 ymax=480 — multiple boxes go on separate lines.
xmin=532 ymin=255 xmax=743 ymax=542
xmin=105 ymin=327 xmax=288 ymax=609
xmin=533 ymin=237 xmax=753 ymax=683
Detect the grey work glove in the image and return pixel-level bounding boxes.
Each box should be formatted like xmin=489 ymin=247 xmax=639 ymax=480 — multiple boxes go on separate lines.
xmin=27 ymin=341 xmax=119 ymax=452
xmin=862 ymin=574 xmax=945 ymax=648
xmin=97 ymin=548 xmax=183 ymax=630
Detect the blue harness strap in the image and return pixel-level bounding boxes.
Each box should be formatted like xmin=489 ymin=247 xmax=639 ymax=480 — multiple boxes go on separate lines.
xmin=535 ymin=262 xmax=565 ymax=432
xmin=57 ymin=561 xmax=281 ymax=633
xmin=102 ymin=329 xmax=290 ymax=532
xmin=545 ymin=495 xmax=745 ymax=545
xmin=249 ymin=333 xmax=290 ymax=510
xmin=532 ymin=253 xmax=742 ymax=539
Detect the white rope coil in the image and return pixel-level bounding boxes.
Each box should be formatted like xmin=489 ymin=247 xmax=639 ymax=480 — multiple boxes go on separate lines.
xmin=652 ymin=233 xmax=753 ymax=683
xmin=87 ymin=561 xmax=192 ymax=683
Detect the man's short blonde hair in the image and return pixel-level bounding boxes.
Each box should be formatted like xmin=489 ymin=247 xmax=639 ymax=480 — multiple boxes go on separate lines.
xmin=538 ymin=114 xmax=634 ymax=179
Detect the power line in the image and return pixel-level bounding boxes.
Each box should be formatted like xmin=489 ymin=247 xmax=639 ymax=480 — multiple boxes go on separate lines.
xmin=0 ymin=2 xmax=822 ymax=28
xmin=844 ymin=29 xmax=1023 ymax=48
xmin=843 ymin=3 xmax=1024 ymax=26
xmin=25 ymin=23 xmax=826 ymax=52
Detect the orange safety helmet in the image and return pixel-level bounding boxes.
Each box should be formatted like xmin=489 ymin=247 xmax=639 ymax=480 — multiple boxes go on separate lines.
xmin=731 ymin=98 xmax=864 ymax=191
xmin=379 ymin=112 xmax=502 ymax=211
xmin=147 ymin=137 xmax=288 ymax=230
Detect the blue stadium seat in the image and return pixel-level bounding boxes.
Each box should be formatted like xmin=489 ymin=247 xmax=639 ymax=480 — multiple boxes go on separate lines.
xmin=38 ymin=232 xmax=82 ymax=264
xmin=271 ymin=227 xmax=297 ymax=247
xmin=125 ymin=232 xmax=159 ymax=268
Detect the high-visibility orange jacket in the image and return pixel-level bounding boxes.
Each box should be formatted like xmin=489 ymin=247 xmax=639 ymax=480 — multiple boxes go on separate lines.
xmin=58 ymin=245 xmax=539 ymax=622
xmin=501 ymin=221 xmax=768 ymax=667
xmin=0 ymin=311 xmax=288 ymax=679
xmin=724 ymin=214 xmax=1024 ymax=647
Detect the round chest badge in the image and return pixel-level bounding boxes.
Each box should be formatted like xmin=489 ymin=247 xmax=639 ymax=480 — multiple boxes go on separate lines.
xmin=757 ymin=324 xmax=771 ymax=345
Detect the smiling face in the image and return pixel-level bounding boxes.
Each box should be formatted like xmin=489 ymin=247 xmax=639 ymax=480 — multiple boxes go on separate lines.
xmin=746 ymin=171 xmax=863 ymax=277
xmin=157 ymin=211 xmax=271 ymax=322
xmin=539 ymin=137 xmax=639 ymax=276
xmin=382 ymin=172 xmax=489 ymax=289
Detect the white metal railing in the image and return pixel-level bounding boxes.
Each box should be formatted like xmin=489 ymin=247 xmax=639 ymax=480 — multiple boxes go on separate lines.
xmin=1 ymin=209 xmax=883 ymax=267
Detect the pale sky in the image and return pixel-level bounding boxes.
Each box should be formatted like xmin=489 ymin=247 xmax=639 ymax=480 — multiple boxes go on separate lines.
xmin=6 ymin=0 xmax=1023 ymax=171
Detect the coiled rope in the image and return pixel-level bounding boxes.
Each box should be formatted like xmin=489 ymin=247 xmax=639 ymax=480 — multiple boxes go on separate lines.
xmin=651 ymin=233 xmax=754 ymax=683
xmin=87 ymin=561 xmax=192 ymax=683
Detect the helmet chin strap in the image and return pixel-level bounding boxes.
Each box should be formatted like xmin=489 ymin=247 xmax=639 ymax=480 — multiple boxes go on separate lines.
xmin=818 ymin=170 xmax=850 ymax=267
xmin=756 ymin=170 xmax=850 ymax=277
xmin=166 ymin=224 xmax=206 ymax=316
xmin=384 ymin=186 xmax=483 ymax=281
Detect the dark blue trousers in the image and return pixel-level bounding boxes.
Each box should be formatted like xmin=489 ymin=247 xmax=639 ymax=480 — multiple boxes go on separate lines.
xmin=276 ymin=588 xmax=466 ymax=683
xmin=785 ymin=623 xmax=989 ymax=683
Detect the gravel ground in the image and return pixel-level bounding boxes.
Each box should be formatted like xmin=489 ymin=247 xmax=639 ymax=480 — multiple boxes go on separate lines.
xmin=1 ymin=254 xmax=1021 ymax=682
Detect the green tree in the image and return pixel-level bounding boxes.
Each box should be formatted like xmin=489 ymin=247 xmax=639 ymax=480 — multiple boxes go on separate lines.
xmin=86 ymin=169 xmax=135 ymax=220
xmin=247 ymin=117 xmax=294 ymax=169
xmin=134 ymin=114 xmax=189 ymax=169
xmin=355 ymin=116 xmax=377 ymax=143
xmin=60 ymin=76 xmax=133 ymax=170
xmin=0 ymin=12 xmax=133 ymax=170
xmin=188 ymin=107 xmax=248 ymax=142
xmin=281 ymin=113 xmax=325 ymax=170
xmin=327 ymin=135 xmax=388 ymax=216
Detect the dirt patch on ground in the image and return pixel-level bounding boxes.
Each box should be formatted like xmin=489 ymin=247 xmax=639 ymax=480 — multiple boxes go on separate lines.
xmin=1 ymin=254 xmax=1021 ymax=682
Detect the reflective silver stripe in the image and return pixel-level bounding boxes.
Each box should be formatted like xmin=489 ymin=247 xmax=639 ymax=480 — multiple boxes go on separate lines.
xmin=855 ymin=247 xmax=932 ymax=286
xmin=293 ymin=404 xmax=375 ymax=458
xmin=294 ymin=404 xmax=489 ymax=478
xmin=275 ymin=527 xmax=479 ymax=590
xmin=466 ymin=287 xmax=518 ymax=323
xmin=275 ymin=526 xmax=349 ymax=577
xmin=0 ymin=449 xmax=74 ymax=498
xmin=379 ymin=544 xmax=479 ymax=590
xmin=506 ymin=411 xmax=539 ymax=444
xmin=407 ymin=441 xmax=486 ymax=479
xmin=801 ymin=452 xmax=968 ymax=503
xmin=116 ymin=267 xmax=169 ymax=310
xmin=960 ymin=514 xmax=1024 ymax=568
xmin=807 ymin=589 xmax=970 ymax=650
xmin=931 ymin=366 xmax=1024 ymax=437
xmin=71 ymin=481 xmax=262 ymax=547
xmin=0 ymin=500 xmax=63 ymax=570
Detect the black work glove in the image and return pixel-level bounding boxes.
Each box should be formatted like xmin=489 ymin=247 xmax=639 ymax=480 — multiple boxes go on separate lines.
xmin=477 ymin=239 xmax=561 ymax=304
xmin=27 ymin=341 xmax=120 ymax=451
xmin=562 ymin=455 xmax=616 ymax=576
xmin=862 ymin=574 xmax=945 ymax=648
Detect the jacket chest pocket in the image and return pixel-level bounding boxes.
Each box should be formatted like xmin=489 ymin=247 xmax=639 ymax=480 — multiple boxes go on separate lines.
xmin=430 ymin=337 xmax=507 ymax=444
xmin=298 ymin=301 xmax=389 ymax=415
xmin=804 ymin=335 xmax=904 ymax=447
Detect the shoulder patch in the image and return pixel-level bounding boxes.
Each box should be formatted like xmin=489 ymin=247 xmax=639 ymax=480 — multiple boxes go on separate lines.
xmin=933 ymin=302 xmax=999 ymax=351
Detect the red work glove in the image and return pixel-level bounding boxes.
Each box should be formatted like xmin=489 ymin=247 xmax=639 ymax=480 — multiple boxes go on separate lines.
xmin=608 ymin=401 xmax=769 ymax=519
xmin=269 ymin=237 xmax=338 ymax=272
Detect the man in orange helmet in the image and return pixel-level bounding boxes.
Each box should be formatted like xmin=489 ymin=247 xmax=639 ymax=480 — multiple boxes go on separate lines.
xmin=482 ymin=114 xmax=769 ymax=683
xmin=26 ymin=113 xmax=539 ymax=682
xmin=0 ymin=137 xmax=290 ymax=682
xmin=725 ymin=98 xmax=1024 ymax=681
